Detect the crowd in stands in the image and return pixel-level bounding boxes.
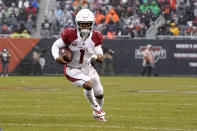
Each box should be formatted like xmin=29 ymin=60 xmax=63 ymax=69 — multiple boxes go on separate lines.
xmin=0 ymin=0 xmax=39 ymax=38
xmin=156 ymin=0 xmax=197 ymax=36
xmin=1 ymin=0 xmax=197 ymax=38
xmin=43 ymin=0 xmax=163 ymax=39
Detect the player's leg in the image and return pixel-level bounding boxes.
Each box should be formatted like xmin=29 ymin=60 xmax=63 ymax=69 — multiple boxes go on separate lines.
xmin=82 ymin=81 xmax=100 ymax=110
xmin=92 ymin=78 xmax=104 ymax=107
xmin=88 ymin=66 xmax=107 ymax=121
xmin=64 ymin=66 xmax=104 ymax=116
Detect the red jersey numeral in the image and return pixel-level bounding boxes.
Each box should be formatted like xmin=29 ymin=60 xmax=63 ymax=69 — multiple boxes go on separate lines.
xmin=79 ymin=49 xmax=85 ymax=64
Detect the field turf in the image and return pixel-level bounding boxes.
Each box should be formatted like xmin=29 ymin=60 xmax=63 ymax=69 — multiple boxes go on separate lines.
xmin=0 ymin=76 xmax=197 ymax=131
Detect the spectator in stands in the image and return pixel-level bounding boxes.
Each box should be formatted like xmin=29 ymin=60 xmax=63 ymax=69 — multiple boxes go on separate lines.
xmin=185 ymin=6 xmax=195 ymax=22
xmin=178 ymin=13 xmax=187 ymax=25
xmin=168 ymin=0 xmax=176 ymax=12
xmin=2 ymin=0 xmax=16 ymax=7
xmin=10 ymin=32 xmax=20 ymax=38
xmin=0 ymin=25 xmax=10 ymax=34
xmin=95 ymin=9 xmax=105 ymax=25
xmin=149 ymin=1 xmax=160 ymax=17
xmin=138 ymin=24 xmax=147 ymax=37
xmin=139 ymin=2 xmax=149 ymax=14
xmin=9 ymin=10 xmax=17 ymax=20
xmin=18 ymin=0 xmax=29 ymax=9
xmin=0 ymin=48 xmax=11 ymax=77
xmin=8 ymin=3 xmax=19 ymax=16
xmin=115 ymin=21 xmax=123 ymax=36
xmin=48 ymin=9 xmax=57 ymax=35
xmin=162 ymin=1 xmax=172 ymax=20
xmin=55 ymin=5 xmax=63 ymax=25
xmin=146 ymin=9 xmax=155 ymax=22
xmin=0 ymin=13 xmax=7 ymax=24
xmin=105 ymin=8 xmax=120 ymax=24
xmin=169 ymin=22 xmax=179 ymax=36
xmin=20 ymin=29 xmax=31 ymax=38
xmin=157 ymin=25 xmax=166 ymax=35
xmin=125 ymin=6 xmax=133 ymax=17
xmin=140 ymin=13 xmax=150 ymax=28
xmin=6 ymin=19 xmax=14 ymax=33
xmin=25 ymin=3 xmax=37 ymax=16
xmin=28 ymin=0 xmax=39 ymax=10
xmin=17 ymin=7 xmax=27 ymax=22
xmin=41 ymin=17 xmax=52 ymax=38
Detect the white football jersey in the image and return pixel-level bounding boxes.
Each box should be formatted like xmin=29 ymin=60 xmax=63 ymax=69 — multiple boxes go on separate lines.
xmin=61 ymin=27 xmax=103 ymax=68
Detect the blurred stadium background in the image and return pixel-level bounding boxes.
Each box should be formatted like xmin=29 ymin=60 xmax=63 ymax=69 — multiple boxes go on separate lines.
xmin=0 ymin=0 xmax=197 ymax=130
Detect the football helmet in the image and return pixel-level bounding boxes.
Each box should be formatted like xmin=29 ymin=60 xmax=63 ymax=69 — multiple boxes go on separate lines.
xmin=75 ymin=9 xmax=95 ymax=38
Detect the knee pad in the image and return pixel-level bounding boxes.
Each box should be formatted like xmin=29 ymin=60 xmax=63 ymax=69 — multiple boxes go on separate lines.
xmin=95 ymin=94 xmax=103 ymax=99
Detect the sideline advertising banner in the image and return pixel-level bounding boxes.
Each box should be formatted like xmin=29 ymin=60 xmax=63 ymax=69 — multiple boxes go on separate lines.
xmin=1 ymin=38 xmax=195 ymax=76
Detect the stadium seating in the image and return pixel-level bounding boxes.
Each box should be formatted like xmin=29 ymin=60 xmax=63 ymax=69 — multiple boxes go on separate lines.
xmin=0 ymin=0 xmax=40 ymax=37
xmin=0 ymin=0 xmax=197 ymax=38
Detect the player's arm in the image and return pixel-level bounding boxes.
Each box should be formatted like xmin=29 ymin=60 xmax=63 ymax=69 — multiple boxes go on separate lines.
xmin=51 ymin=38 xmax=68 ymax=64
xmin=86 ymin=45 xmax=103 ymax=63
xmin=94 ymin=45 xmax=103 ymax=63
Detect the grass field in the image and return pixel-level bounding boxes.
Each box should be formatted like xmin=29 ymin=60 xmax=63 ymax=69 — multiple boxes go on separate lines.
xmin=0 ymin=76 xmax=197 ymax=131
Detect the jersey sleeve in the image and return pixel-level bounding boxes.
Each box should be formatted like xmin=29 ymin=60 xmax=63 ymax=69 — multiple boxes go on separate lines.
xmin=61 ymin=28 xmax=70 ymax=46
xmin=51 ymin=38 xmax=66 ymax=59
xmin=61 ymin=27 xmax=77 ymax=46
xmin=92 ymin=30 xmax=103 ymax=47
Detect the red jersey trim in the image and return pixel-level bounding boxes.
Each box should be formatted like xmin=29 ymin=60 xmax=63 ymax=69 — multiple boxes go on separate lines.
xmin=64 ymin=66 xmax=81 ymax=82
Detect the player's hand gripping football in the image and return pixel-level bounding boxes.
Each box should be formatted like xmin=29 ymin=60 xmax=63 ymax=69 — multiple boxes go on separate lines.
xmin=86 ymin=48 xmax=97 ymax=60
xmin=56 ymin=55 xmax=69 ymax=65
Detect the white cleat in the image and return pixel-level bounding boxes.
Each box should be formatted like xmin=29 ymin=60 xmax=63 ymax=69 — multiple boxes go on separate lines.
xmin=92 ymin=106 xmax=105 ymax=117
xmin=92 ymin=108 xmax=107 ymax=122
xmin=93 ymin=115 xmax=107 ymax=122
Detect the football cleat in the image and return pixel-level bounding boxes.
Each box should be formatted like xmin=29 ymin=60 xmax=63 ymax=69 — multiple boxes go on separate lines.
xmin=92 ymin=112 xmax=107 ymax=122
xmin=92 ymin=106 xmax=105 ymax=117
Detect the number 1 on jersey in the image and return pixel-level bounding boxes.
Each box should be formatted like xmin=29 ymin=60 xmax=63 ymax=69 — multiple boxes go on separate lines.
xmin=79 ymin=49 xmax=85 ymax=64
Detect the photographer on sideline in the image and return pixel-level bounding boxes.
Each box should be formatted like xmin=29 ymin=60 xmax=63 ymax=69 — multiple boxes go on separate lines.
xmin=102 ymin=48 xmax=114 ymax=76
xmin=141 ymin=44 xmax=155 ymax=76
xmin=0 ymin=48 xmax=11 ymax=76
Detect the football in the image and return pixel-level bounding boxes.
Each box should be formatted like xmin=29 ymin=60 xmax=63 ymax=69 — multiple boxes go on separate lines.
xmin=59 ymin=47 xmax=73 ymax=63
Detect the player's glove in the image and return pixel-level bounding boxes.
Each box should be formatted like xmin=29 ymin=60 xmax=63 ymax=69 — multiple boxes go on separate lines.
xmin=86 ymin=48 xmax=97 ymax=60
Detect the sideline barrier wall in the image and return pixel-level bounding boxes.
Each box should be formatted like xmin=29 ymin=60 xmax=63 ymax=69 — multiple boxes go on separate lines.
xmin=0 ymin=38 xmax=197 ymax=76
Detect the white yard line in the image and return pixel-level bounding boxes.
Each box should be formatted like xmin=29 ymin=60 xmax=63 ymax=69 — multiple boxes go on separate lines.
xmin=0 ymin=112 xmax=195 ymax=121
xmin=133 ymin=126 xmax=188 ymax=131
xmin=0 ymin=123 xmax=193 ymax=131
xmin=0 ymin=123 xmax=124 ymax=129
xmin=0 ymin=99 xmax=194 ymax=106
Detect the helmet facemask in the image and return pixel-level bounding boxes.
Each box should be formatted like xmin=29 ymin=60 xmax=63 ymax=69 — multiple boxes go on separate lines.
xmin=77 ymin=21 xmax=93 ymax=39
xmin=75 ymin=9 xmax=95 ymax=41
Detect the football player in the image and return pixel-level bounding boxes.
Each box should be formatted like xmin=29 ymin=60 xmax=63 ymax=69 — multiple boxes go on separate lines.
xmin=51 ymin=9 xmax=107 ymax=121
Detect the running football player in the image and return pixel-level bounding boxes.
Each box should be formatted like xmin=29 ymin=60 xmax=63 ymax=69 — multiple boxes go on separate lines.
xmin=51 ymin=9 xmax=106 ymax=121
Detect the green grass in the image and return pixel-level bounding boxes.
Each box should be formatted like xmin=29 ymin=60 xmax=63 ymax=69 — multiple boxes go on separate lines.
xmin=0 ymin=76 xmax=197 ymax=131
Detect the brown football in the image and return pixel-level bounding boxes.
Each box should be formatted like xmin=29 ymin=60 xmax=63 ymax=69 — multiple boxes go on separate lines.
xmin=59 ymin=47 xmax=73 ymax=63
